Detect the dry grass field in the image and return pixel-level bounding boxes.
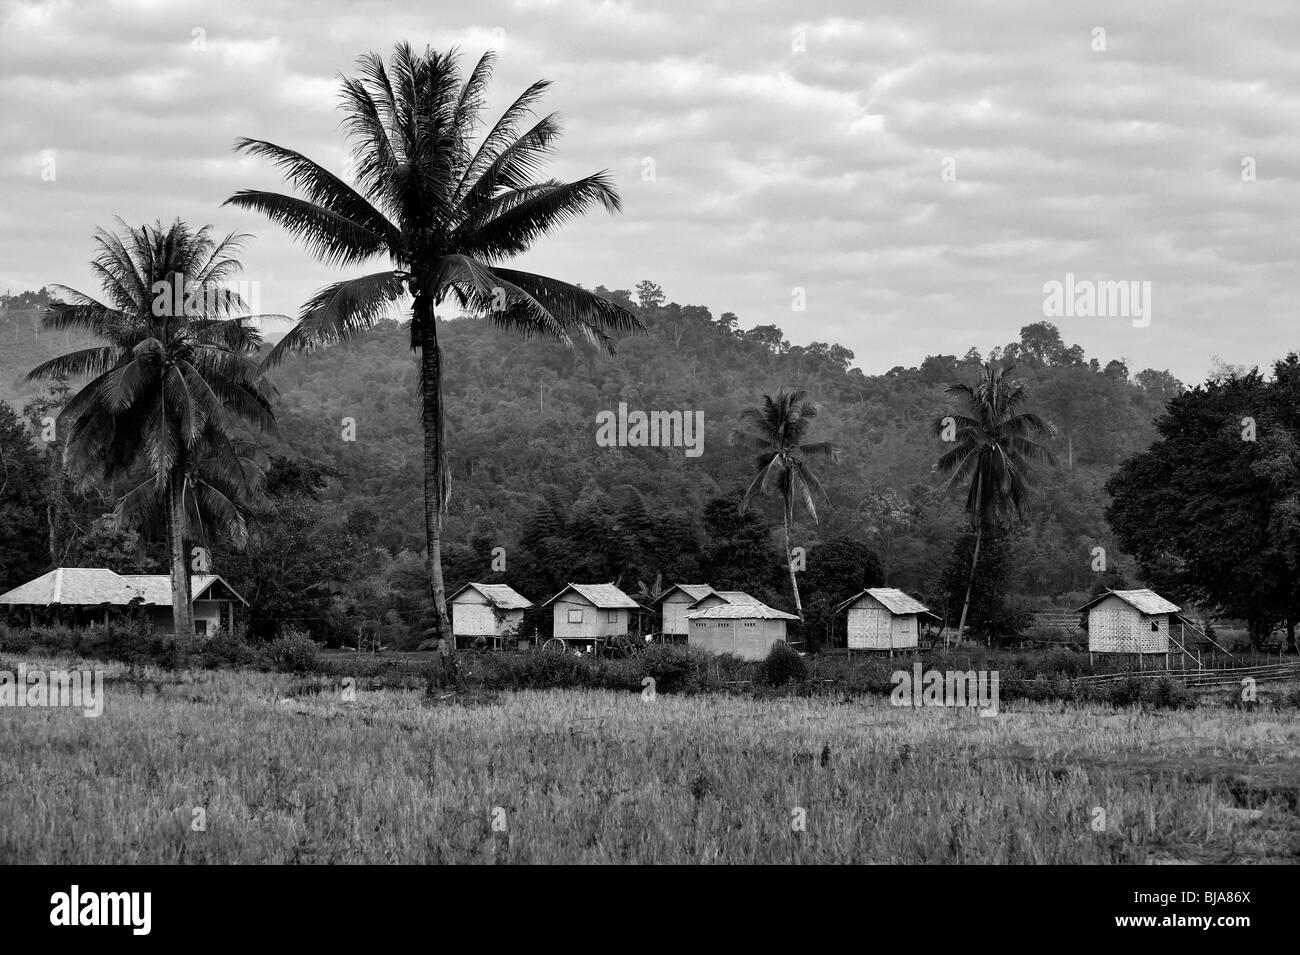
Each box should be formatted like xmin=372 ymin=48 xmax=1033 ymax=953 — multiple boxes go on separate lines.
xmin=1 ymin=652 xmax=1297 ymax=863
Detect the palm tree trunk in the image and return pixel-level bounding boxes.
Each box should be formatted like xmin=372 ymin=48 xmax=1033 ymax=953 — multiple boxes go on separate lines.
xmin=957 ymin=521 xmax=982 ymax=644
xmin=783 ymin=519 xmax=803 ymax=624
xmin=416 ymin=298 xmax=452 ymax=656
xmin=167 ymin=467 xmax=194 ymax=654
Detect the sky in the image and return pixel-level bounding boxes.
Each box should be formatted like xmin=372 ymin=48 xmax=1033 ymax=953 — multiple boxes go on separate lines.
xmin=2 ymin=0 xmax=1297 ymax=385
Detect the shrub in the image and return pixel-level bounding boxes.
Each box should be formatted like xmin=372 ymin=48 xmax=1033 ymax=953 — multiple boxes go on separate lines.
xmin=197 ymin=625 xmax=261 ymax=669
xmin=0 ymin=624 xmax=34 ymax=653
xmin=494 ymin=649 xmax=601 ymax=689
xmin=1107 ymin=677 xmax=1144 ymax=707
xmin=633 ymin=644 xmax=703 ymax=694
xmin=1147 ymin=676 xmax=1194 ymax=709
xmin=758 ymin=642 xmax=808 ymax=686
xmin=265 ymin=629 xmax=320 ymax=672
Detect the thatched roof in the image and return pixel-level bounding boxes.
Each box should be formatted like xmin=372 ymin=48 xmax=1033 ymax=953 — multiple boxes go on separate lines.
xmin=1075 ymin=588 xmax=1180 ymax=615
xmin=449 ymin=582 xmax=533 ymax=610
xmin=654 ymin=583 xmax=715 ymax=604
xmin=834 ymin=587 xmax=934 ymax=616
xmin=543 ymin=583 xmax=640 ymax=609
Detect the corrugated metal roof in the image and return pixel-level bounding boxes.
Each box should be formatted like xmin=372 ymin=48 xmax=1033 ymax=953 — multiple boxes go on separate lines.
xmin=1076 ymin=588 xmax=1180 ymax=615
xmin=0 ymin=569 xmax=247 ymax=607
xmin=0 ymin=569 xmax=141 ymax=606
xmin=450 ymin=582 xmax=533 ymax=610
xmin=654 ymin=583 xmax=715 ymax=604
xmin=686 ymin=589 xmax=761 ymax=609
xmin=120 ymin=575 xmax=232 ymax=605
xmin=686 ymin=602 xmax=798 ymax=621
xmin=545 ymin=583 xmax=640 ymax=609
xmin=834 ymin=588 xmax=932 ymax=616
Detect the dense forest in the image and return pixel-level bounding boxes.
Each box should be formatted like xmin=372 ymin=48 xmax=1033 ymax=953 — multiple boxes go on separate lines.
xmin=1 ymin=282 xmax=1188 ymax=645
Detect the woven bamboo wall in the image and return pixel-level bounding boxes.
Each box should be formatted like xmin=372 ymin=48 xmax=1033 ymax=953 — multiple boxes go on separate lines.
xmin=846 ymin=596 xmax=919 ymax=649
xmin=1087 ymin=596 xmax=1169 ymax=653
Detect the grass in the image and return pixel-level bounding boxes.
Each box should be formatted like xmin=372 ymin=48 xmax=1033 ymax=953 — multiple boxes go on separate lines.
xmin=0 ymin=651 xmax=1297 ymax=863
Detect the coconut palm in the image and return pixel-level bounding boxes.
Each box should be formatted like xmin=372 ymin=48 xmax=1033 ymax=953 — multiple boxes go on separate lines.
xmin=224 ymin=44 xmax=641 ymax=653
xmin=733 ymin=389 xmax=836 ymax=623
xmin=931 ymin=361 xmax=1054 ymax=640
xmin=26 ymin=219 xmax=276 ymax=642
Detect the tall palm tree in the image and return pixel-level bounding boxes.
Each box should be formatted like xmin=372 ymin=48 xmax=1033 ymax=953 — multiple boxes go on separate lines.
xmin=26 ymin=219 xmax=276 ymax=642
xmin=733 ymin=389 xmax=836 ymax=623
xmin=931 ymin=362 xmax=1054 ymax=640
xmin=225 ymin=44 xmax=641 ymax=653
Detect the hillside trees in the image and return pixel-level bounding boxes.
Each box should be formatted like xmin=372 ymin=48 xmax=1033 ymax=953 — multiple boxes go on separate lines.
xmin=1106 ymin=356 xmax=1300 ymax=650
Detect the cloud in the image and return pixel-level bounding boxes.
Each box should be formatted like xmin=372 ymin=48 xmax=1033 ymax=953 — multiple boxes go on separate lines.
xmin=1 ymin=0 xmax=1297 ymax=383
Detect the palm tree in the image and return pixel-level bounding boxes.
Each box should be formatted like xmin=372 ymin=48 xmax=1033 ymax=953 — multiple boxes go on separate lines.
xmin=26 ymin=219 xmax=276 ymax=643
xmin=224 ymin=44 xmax=642 ymax=653
xmin=733 ymin=389 xmax=836 ymax=623
xmin=931 ymin=362 xmax=1054 ymax=641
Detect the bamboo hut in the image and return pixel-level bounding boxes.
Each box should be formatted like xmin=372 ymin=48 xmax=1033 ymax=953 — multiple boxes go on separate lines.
xmin=449 ymin=583 xmax=533 ymax=648
xmin=1075 ymin=588 xmax=1179 ymax=665
xmin=542 ymin=583 xmax=640 ymax=647
xmin=834 ymin=587 xmax=937 ymax=653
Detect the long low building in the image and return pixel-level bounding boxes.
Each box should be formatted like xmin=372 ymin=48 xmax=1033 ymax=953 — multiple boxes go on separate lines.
xmin=686 ymin=600 xmax=797 ymax=660
xmin=0 ymin=567 xmax=247 ymax=635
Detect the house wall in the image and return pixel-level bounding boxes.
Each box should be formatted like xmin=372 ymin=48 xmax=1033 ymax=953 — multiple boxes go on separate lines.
xmin=846 ymin=596 xmax=920 ymax=650
xmin=452 ymin=590 xmax=513 ymax=637
xmin=1088 ymin=595 xmax=1169 ymax=653
xmin=146 ymin=599 xmax=230 ymax=635
xmin=689 ymin=617 xmax=785 ymax=660
xmin=890 ymin=613 xmax=918 ymax=648
xmin=552 ymin=599 xmax=629 ymax=641
xmin=660 ymin=593 xmax=697 ymax=635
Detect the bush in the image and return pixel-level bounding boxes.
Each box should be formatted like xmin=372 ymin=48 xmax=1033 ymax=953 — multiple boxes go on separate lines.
xmin=1106 ymin=677 xmax=1144 ymax=707
xmin=265 ymin=629 xmax=320 ymax=672
xmin=758 ymin=642 xmax=808 ymax=686
xmin=632 ymin=644 xmax=703 ymax=694
xmin=0 ymin=624 xmax=34 ymax=653
xmin=1147 ymin=676 xmax=1194 ymax=709
xmin=494 ymin=649 xmax=601 ymax=689
xmin=197 ymin=625 xmax=261 ymax=669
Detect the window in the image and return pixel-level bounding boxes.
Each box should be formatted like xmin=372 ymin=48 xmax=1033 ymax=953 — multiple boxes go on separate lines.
xmin=607 ymin=611 xmax=617 ymax=623
xmin=195 ymin=620 xmax=208 ymax=636
xmin=1151 ymin=620 xmax=1160 ymax=632
xmin=568 ymin=609 xmax=583 ymax=624
xmin=743 ymin=621 xmax=756 ymax=628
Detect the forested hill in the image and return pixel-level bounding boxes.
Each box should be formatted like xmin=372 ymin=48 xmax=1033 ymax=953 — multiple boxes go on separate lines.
xmin=264 ymin=285 xmax=1182 ymax=607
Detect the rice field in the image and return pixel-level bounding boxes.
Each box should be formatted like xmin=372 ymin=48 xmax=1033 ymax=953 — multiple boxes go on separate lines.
xmin=1 ymin=653 xmax=1297 ymax=863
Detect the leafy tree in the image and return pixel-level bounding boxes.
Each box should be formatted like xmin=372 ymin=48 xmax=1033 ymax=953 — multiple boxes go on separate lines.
xmin=0 ymin=400 xmax=48 ymax=590
xmin=939 ymin=527 xmax=1022 ymax=642
xmin=734 ymin=389 xmax=836 ymax=622
xmin=26 ymin=219 xmax=275 ymax=643
xmin=1106 ymin=356 xmax=1300 ymax=651
xmin=800 ymin=536 xmax=883 ymax=650
xmin=932 ymin=362 xmax=1053 ymax=640
xmin=226 ymin=44 xmax=641 ymax=654
xmin=635 ymin=280 xmax=665 ymax=309
xmin=699 ymin=494 xmax=784 ymax=603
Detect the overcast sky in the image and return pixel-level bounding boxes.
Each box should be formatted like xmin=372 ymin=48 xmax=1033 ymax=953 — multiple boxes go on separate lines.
xmin=2 ymin=0 xmax=1297 ymax=384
